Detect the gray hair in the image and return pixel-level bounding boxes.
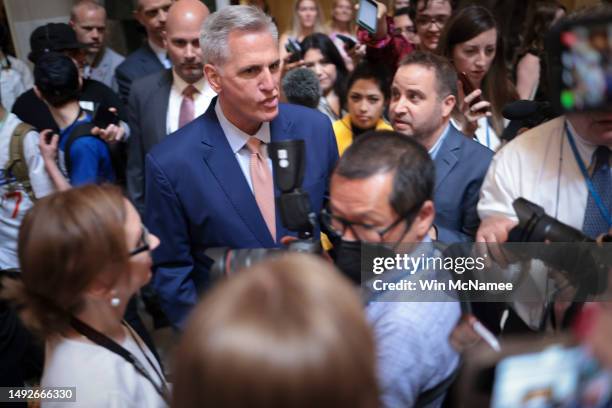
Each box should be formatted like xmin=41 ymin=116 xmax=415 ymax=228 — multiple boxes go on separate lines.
xmin=200 ymin=5 xmax=278 ymax=66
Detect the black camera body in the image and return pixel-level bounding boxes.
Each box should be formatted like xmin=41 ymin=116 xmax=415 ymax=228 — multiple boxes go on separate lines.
xmin=508 ymin=198 xmax=611 ymax=297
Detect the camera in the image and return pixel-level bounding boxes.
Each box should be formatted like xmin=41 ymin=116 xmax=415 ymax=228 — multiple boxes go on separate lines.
xmin=508 ymin=198 xmax=611 ymax=297
xmin=204 ymin=140 xmax=323 ymax=282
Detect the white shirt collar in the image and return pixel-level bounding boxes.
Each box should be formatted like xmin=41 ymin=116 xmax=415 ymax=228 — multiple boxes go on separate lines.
xmin=565 ymin=119 xmax=598 ymax=165
xmin=214 ymin=99 xmax=271 ymax=154
xmin=171 ymin=70 xmax=210 ymax=95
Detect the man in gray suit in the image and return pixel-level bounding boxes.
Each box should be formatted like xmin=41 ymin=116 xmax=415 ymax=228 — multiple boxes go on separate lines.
xmin=127 ymin=0 xmax=213 ymax=214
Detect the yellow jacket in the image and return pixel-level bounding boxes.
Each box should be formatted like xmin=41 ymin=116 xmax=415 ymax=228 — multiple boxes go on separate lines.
xmin=333 ymin=114 xmax=393 ymax=156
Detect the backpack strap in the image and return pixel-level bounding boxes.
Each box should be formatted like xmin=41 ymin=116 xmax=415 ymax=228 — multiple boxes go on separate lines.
xmin=63 ymin=122 xmax=96 ymax=177
xmin=5 ymin=122 xmax=36 ymax=202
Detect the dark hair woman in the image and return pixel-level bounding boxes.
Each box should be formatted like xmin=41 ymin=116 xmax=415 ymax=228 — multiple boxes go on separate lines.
xmin=437 ymin=5 xmax=518 ymax=151
xmin=300 ymin=32 xmax=349 ymax=122
xmin=333 ymin=62 xmax=392 ymax=155
xmin=1 ymin=185 xmax=168 ymax=407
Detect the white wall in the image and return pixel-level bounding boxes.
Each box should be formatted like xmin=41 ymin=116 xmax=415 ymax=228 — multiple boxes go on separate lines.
xmin=4 ymin=0 xmax=73 ymax=61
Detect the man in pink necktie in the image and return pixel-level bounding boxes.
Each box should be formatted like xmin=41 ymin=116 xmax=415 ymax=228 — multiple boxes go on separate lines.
xmin=127 ymin=0 xmax=215 ymax=214
xmin=144 ymin=5 xmax=339 ymax=328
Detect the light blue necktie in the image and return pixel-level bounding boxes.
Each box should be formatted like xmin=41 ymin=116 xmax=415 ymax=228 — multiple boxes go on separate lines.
xmin=582 ymin=146 xmax=611 ymax=238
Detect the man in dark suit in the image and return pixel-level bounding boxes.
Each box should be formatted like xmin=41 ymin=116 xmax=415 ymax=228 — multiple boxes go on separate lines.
xmin=389 ymin=51 xmax=493 ymax=242
xmin=127 ymin=0 xmax=212 ymax=215
xmin=145 ymin=5 xmax=339 ymax=329
xmin=115 ymin=0 xmax=173 ymax=103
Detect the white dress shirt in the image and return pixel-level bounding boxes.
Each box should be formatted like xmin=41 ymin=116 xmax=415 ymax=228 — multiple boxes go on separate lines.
xmin=477 ymin=115 xmax=610 ymax=230
xmin=214 ymin=100 xmax=271 ymax=193
xmin=148 ymin=39 xmax=171 ymax=69
xmin=166 ymin=71 xmax=216 ymax=134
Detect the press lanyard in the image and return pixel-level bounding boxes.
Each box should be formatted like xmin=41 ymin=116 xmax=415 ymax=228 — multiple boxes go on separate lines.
xmin=484 ymin=120 xmax=490 ymax=149
xmin=564 ymin=121 xmax=612 ymax=227
xmin=70 ymin=317 xmax=170 ymax=403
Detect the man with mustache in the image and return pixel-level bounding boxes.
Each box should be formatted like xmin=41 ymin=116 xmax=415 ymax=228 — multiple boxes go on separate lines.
xmin=70 ymin=0 xmax=124 ymax=91
xmin=389 ymin=51 xmax=492 ymax=242
xmin=144 ymin=5 xmax=338 ymax=329
xmin=115 ymin=0 xmax=173 ymax=103
xmin=126 ymin=0 xmax=214 ymax=215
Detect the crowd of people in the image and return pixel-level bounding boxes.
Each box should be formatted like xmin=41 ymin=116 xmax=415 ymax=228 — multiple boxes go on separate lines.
xmin=0 ymin=0 xmax=611 ymax=407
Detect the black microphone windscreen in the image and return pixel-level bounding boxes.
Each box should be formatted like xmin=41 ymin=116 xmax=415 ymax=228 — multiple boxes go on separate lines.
xmin=282 ymin=68 xmax=321 ymax=109
xmin=502 ymin=100 xmax=542 ymax=120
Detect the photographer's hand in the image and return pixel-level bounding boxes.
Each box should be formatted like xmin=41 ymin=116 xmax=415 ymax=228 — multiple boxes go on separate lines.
xmin=476 ymin=215 xmax=517 ymax=268
xmin=450 ymin=315 xmax=482 ymax=352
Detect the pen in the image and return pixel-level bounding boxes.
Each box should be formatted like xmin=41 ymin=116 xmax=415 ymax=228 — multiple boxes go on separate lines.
xmin=472 ymin=320 xmax=501 ymax=352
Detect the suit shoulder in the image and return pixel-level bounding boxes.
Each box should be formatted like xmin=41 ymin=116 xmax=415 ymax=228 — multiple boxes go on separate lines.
xmin=148 ymin=115 xmax=202 ymax=161
xmin=131 ymin=70 xmax=169 ymax=94
xmin=451 ymin=127 xmax=493 ymax=159
xmin=116 ymin=46 xmax=157 ymax=75
xmin=279 ymin=103 xmax=329 ymax=124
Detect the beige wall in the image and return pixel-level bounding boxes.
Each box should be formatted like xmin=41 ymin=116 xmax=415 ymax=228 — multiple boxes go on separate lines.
xmin=4 ymin=0 xmax=73 ymax=61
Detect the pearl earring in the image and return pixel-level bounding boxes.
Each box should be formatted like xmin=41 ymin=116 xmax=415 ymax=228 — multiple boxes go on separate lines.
xmin=110 ymin=291 xmax=121 ymax=308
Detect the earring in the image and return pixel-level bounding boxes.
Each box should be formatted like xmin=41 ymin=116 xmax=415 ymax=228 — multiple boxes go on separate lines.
xmin=110 ymin=290 xmax=121 ymax=308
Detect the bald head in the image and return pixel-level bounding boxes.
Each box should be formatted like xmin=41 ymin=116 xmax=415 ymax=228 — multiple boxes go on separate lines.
xmin=165 ymin=0 xmax=210 ymax=84
xmin=70 ymin=1 xmax=107 ymax=57
xmin=166 ymin=0 xmax=210 ymax=32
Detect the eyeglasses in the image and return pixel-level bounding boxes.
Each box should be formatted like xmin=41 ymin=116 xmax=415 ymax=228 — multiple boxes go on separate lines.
xmin=320 ymin=207 xmax=409 ymax=243
xmin=393 ymin=26 xmax=416 ymax=36
xmin=415 ymin=15 xmax=449 ymax=29
xmin=129 ymin=224 xmax=151 ymax=257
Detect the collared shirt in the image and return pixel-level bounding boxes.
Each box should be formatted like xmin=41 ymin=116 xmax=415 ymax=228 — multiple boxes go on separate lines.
xmin=428 ymin=123 xmax=451 ymax=159
xmin=478 ymin=115 xmax=610 ymax=231
xmin=365 ymin=236 xmax=461 ymax=407
xmin=166 ymin=70 xmax=216 ymax=134
xmin=83 ymin=47 xmax=125 ymax=92
xmin=148 ymin=39 xmax=171 ymax=69
xmin=215 ymin=100 xmax=271 ymax=192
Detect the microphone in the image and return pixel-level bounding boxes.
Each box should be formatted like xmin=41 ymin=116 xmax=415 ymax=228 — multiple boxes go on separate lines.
xmin=281 ymin=68 xmax=321 ymax=109
xmin=502 ymin=100 xmax=550 ymax=120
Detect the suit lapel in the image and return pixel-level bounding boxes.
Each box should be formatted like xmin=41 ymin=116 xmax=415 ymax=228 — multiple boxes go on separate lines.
xmin=434 ymin=126 xmax=462 ymax=189
xmin=153 ymin=70 xmax=172 ymax=144
xmin=141 ymin=42 xmax=164 ymax=70
xmin=200 ymin=100 xmax=277 ymax=246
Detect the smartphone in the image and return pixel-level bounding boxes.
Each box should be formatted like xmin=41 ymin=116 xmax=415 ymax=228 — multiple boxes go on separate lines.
xmin=357 ymin=0 xmax=378 ymax=34
xmin=284 ymin=38 xmax=302 ymax=63
xmin=458 ymin=71 xmax=486 ymax=114
xmin=336 ymin=33 xmax=357 ymax=50
xmin=92 ymin=104 xmax=119 ymax=129
xmin=546 ymin=13 xmax=612 ymax=113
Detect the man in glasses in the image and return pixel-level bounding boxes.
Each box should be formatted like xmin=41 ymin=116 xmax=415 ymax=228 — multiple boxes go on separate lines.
xmin=327 ymin=130 xmax=460 ymax=407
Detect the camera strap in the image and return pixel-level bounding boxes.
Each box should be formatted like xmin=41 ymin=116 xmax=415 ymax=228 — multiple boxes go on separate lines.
xmin=564 ymin=121 xmax=612 ymax=228
xmin=69 ymin=317 xmax=170 ymax=403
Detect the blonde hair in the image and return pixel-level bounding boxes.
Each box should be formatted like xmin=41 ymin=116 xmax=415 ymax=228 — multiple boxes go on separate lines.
xmin=328 ymin=0 xmax=356 ymax=35
xmin=290 ymin=0 xmax=326 ymax=38
xmin=173 ymin=254 xmax=379 ymax=408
